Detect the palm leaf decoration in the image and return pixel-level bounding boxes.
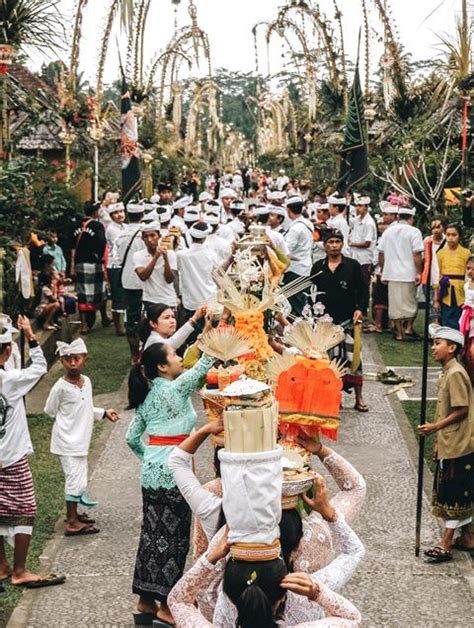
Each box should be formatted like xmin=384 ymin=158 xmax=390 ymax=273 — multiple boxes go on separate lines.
xmin=284 ymin=320 xmax=345 ymax=355
xmin=197 ymin=328 xmax=252 ymax=363
xmin=265 ymin=353 xmax=297 ymax=385
xmin=0 ymin=0 xmax=65 ymax=52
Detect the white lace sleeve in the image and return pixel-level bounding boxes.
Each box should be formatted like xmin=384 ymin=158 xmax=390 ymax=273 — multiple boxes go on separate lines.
xmin=168 ymin=554 xmax=223 ymax=627
xmin=323 ymin=452 xmax=366 ymax=524
xmin=311 ymin=510 xmax=365 ymax=592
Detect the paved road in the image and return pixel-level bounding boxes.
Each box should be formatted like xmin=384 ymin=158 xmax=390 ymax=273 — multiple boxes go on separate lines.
xmin=8 ymin=338 xmax=474 ymax=627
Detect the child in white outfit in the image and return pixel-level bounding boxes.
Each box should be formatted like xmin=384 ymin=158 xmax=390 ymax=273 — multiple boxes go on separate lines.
xmin=44 ymin=339 xmax=119 ymax=536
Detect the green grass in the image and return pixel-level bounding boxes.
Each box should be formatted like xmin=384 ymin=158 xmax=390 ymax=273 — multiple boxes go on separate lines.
xmin=0 ymin=326 xmax=129 ymax=625
xmin=374 ymin=311 xmax=436 ymax=368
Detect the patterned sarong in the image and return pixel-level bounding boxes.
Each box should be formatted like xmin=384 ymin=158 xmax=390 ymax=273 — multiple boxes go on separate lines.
xmin=76 ymin=262 xmax=106 ymax=312
xmin=0 ymin=455 xmax=36 ymax=526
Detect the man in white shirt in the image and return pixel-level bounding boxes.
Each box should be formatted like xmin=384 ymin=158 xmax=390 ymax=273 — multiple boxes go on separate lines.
xmin=205 ymin=202 xmax=235 ymax=242
xmin=203 ymin=213 xmax=233 ymax=263
xmin=227 ymin=201 xmax=246 ymax=237
xmin=105 ymin=202 xmax=127 ymax=336
xmin=133 ymin=222 xmax=178 ymax=310
xmin=219 ymin=187 xmax=238 ymax=224
xmin=232 ymin=170 xmax=243 ymax=193
xmin=0 ymin=316 xmax=60 ymax=588
xmin=276 ymin=169 xmax=289 ymax=191
xmin=114 ymin=203 xmax=146 ymax=363
xmin=177 ymin=223 xmax=221 ymax=338
xmin=170 ymin=195 xmax=193 ymax=234
xmin=266 ymin=205 xmax=290 ymax=256
xmin=283 ymin=195 xmax=314 ymax=316
xmin=327 ymin=195 xmax=349 ymax=251
xmin=378 ymin=207 xmax=424 ymax=341
xmin=348 ymin=196 xmax=377 ymax=306
xmin=199 ymin=191 xmax=213 ymax=213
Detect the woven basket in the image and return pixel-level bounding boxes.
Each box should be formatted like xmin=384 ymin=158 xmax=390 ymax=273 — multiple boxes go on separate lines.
xmin=200 ymin=390 xmax=230 ymax=447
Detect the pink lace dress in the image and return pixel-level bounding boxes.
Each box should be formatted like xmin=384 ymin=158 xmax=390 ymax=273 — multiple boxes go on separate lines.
xmin=168 ymin=512 xmax=362 ymax=627
xmin=193 ymin=451 xmax=366 ymax=573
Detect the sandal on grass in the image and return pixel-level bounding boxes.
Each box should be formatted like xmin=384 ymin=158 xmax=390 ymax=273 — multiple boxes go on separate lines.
xmin=14 ymin=573 xmax=66 ymax=588
xmin=423 ymin=546 xmax=453 ymax=563
xmin=64 ymin=524 xmax=100 ymax=537
xmin=363 ymin=324 xmax=382 ymax=334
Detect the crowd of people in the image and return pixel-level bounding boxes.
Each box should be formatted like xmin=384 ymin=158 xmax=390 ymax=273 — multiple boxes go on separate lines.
xmin=0 ymin=171 xmax=473 ymax=626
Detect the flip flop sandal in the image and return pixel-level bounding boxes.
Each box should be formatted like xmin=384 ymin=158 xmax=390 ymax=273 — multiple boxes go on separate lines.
xmin=354 ymin=403 xmax=369 ymax=413
xmin=155 ymin=616 xmax=176 ymax=627
xmin=133 ymin=612 xmax=157 ymax=626
xmin=15 ymin=574 xmax=66 ymax=588
xmin=63 ymin=513 xmax=96 ymax=525
xmin=423 ymin=546 xmax=453 ymax=563
xmin=64 ymin=525 xmax=100 ymax=537
xmin=452 ymin=540 xmax=474 ymax=552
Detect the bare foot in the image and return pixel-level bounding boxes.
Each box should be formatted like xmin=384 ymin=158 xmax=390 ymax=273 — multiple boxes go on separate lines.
xmin=64 ymin=521 xmax=90 ymax=534
xmin=137 ymin=600 xmax=158 ymax=616
xmin=157 ymin=605 xmax=175 ymax=625
xmin=0 ymin=564 xmax=12 ymax=580
xmin=11 ymin=570 xmax=46 ymax=586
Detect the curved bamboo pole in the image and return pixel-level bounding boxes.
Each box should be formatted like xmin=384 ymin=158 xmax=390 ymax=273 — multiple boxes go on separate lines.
xmin=96 ymin=0 xmax=121 ymax=108
xmin=69 ymin=0 xmax=89 ymax=93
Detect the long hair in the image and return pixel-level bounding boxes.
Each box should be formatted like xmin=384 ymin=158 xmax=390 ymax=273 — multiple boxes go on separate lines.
xmin=223 ymin=558 xmax=287 ymax=628
xmin=279 ymin=509 xmax=303 ymax=570
xmin=127 ymin=343 xmax=169 ymax=409
xmin=138 ymin=303 xmax=173 ymax=345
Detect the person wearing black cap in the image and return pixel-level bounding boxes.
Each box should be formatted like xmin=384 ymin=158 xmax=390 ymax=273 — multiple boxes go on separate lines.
xmin=311 ymin=230 xmax=369 ymax=412
xmin=157 ymin=183 xmax=173 ymax=206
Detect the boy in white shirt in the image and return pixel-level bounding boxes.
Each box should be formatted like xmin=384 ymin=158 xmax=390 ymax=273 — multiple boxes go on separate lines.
xmin=44 ymin=339 xmax=119 ymax=536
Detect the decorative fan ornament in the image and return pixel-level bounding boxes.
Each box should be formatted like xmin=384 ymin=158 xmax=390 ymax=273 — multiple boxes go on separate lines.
xmin=265 ymin=352 xmax=298 ymax=384
xmin=284 ymin=320 xmax=345 ymax=355
xmin=197 ymin=328 xmax=252 ymax=363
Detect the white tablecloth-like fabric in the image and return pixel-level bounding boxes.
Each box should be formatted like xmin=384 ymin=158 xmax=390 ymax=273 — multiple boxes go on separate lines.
xmin=218 ymin=447 xmax=282 ymax=545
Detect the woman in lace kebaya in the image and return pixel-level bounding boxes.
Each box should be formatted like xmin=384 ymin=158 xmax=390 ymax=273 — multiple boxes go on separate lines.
xmin=168 ymin=427 xmax=365 ymax=625
xmin=126 ymin=343 xmax=214 ymax=625
xmin=168 ymin=469 xmax=363 ymax=627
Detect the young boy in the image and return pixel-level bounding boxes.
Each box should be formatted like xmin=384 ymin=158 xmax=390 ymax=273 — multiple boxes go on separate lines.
xmin=43 ymin=229 xmax=67 ymax=275
xmin=44 ymin=339 xmax=119 ymax=536
xmin=418 ymin=326 xmax=474 ymax=562
xmin=0 ymin=314 xmax=65 ymax=588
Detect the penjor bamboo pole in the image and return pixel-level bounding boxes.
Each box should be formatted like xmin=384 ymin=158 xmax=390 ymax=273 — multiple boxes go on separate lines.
xmin=415 ymin=250 xmax=431 ymax=556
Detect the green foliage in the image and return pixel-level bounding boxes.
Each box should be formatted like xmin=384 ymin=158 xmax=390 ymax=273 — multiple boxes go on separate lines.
xmin=212 ymin=69 xmax=262 ymax=140
xmin=0 ymin=0 xmax=65 ymax=51
xmin=0 ymin=157 xmax=82 ymax=312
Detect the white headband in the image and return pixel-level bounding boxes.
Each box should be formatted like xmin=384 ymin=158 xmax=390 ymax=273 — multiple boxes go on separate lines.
xmin=141 ymin=221 xmax=161 ymax=233
xmin=430 ymin=325 xmax=465 ymax=347
xmin=199 ymin=191 xmax=213 ymax=202
xmin=219 ymin=187 xmax=237 ymax=199
xmin=0 ymin=314 xmax=18 ymax=344
xmin=204 ymin=212 xmax=220 ymax=225
xmin=173 ymin=195 xmax=193 ymax=211
xmin=267 ymin=204 xmax=286 ymax=217
xmin=56 ymin=338 xmax=88 ymax=357
xmin=189 ymin=224 xmax=212 ymax=239
xmin=106 ymin=202 xmax=125 ymax=214
xmin=327 ymin=195 xmax=346 ymax=206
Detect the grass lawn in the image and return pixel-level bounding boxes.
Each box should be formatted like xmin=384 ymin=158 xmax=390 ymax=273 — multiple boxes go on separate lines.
xmin=0 ymin=326 xmax=130 ymax=625
xmin=373 ymin=311 xmax=436 ymax=368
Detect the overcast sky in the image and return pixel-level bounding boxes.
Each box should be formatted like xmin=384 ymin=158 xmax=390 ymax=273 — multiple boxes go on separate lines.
xmin=29 ymin=0 xmax=469 ymax=85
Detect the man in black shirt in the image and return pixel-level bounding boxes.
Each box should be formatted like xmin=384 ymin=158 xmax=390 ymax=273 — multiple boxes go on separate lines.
xmin=310 ymin=230 xmax=369 ymax=412
xmin=71 ymin=202 xmax=111 ymax=334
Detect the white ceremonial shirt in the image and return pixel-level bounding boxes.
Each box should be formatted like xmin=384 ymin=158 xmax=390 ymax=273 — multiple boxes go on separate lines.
xmin=266 ymin=227 xmax=289 ymax=256
xmin=327 ymin=213 xmax=350 ymax=253
xmin=0 ymin=345 xmax=47 ymax=468
xmin=114 ymin=223 xmax=145 ymax=290
xmin=284 ymin=216 xmax=314 ymax=276
xmin=348 ymin=213 xmax=377 ymax=266
xmin=378 ymin=221 xmax=424 ymax=282
xmin=227 ymin=218 xmax=245 ymax=237
xmin=177 ymin=243 xmax=219 ymax=311
xmin=206 ymin=233 xmax=232 ymax=264
xmin=133 ymin=248 xmax=178 ymax=306
xmin=106 ymin=221 xmax=126 ymax=268
xmin=144 ymin=322 xmax=195 ymax=351
xmin=216 ymin=223 xmax=235 ymax=242
xmin=44 ymin=376 xmax=104 ymax=456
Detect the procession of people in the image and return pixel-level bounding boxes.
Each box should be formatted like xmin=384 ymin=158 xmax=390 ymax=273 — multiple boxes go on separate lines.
xmin=1 ymin=173 xmax=473 ymax=628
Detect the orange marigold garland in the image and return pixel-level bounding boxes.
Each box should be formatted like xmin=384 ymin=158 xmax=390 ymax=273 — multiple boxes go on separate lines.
xmin=234 ymin=310 xmax=274 ymax=362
